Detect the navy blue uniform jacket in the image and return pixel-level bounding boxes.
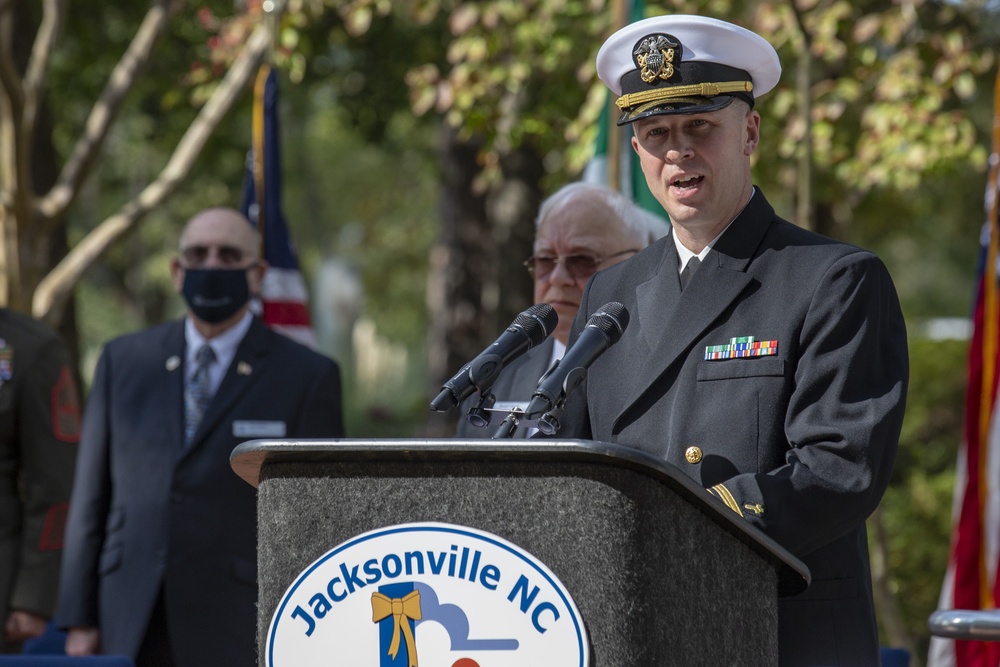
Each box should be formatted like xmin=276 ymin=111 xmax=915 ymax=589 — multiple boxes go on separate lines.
xmin=56 ymin=317 xmax=344 ymax=665
xmin=556 ymin=189 xmax=908 ymax=666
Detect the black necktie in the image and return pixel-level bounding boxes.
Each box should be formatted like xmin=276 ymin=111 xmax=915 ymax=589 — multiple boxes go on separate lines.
xmin=680 ymin=257 xmax=701 ymax=291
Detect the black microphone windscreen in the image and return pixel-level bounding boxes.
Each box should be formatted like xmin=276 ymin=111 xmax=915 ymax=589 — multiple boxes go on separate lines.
xmin=587 ymin=302 xmax=629 ymax=345
xmin=429 ymin=303 xmax=558 ymax=413
xmin=515 ymin=303 xmax=558 ymax=346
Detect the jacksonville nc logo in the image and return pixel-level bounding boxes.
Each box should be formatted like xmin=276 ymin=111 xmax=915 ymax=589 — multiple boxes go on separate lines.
xmin=266 ymin=522 xmax=589 ymax=666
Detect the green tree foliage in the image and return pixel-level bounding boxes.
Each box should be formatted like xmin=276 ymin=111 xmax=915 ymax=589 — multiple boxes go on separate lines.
xmin=318 ymin=0 xmax=996 ymax=198
xmin=305 ymin=0 xmax=998 ymax=320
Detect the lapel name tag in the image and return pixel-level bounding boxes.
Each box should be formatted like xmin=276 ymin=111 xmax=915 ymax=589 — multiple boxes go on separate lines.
xmin=232 ymin=420 xmax=287 ymax=438
xmin=705 ymin=336 xmax=778 ymax=361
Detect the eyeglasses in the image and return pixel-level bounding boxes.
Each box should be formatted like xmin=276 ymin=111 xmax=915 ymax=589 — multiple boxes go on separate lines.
xmin=523 ymin=249 xmax=639 ymax=280
xmin=179 ymin=244 xmax=253 ymax=268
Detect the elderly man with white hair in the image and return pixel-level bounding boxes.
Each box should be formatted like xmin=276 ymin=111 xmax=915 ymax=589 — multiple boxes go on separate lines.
xmin=456 ymin=181 xmax=669 ymax=438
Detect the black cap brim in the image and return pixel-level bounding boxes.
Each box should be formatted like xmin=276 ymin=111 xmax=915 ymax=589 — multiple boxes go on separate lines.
xmin=617 ymin=93 xmax=743 ymax=125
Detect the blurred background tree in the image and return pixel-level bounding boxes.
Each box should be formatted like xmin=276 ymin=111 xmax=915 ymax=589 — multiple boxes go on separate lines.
xmin=2 ymin=0 xmax=999 ymax=659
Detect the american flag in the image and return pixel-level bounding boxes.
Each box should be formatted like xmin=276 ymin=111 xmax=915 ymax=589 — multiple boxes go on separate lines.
xmin=240 ymin=64 xmax=316 ymax=348
xmin=929 ymin=67 xmax=1000 ymax=667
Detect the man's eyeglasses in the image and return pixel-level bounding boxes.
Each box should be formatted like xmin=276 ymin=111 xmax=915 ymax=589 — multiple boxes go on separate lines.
xmin=179 ymin=244 xmax=251 ymax=268
xmin=523 ymin=249 xmax=639 ymax=280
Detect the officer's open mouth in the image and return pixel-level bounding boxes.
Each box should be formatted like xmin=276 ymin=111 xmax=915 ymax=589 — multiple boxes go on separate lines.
xmin=672 ymin=175 xmax=703 ymax=189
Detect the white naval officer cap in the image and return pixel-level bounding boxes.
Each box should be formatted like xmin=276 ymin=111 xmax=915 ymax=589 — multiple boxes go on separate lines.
xmin=596 ymin=15 xmax=781 ymax=125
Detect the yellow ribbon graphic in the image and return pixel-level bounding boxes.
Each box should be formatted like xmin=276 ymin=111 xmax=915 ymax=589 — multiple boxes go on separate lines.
xmin=371 ymin=590 xmax=422 ymax=666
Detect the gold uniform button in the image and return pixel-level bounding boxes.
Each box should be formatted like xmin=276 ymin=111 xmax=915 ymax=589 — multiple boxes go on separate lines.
xmin=685 ymin=446 xmax=703 ymax=464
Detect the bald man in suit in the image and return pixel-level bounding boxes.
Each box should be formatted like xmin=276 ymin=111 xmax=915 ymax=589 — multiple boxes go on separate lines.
xmin=56 ymin=208 xmax=345 ymax=666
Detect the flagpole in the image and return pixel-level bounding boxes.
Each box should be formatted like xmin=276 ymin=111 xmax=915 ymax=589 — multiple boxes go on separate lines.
xmin=606 ymin=0 xmax=629 ymax=192
xmin=261 ymin=0 xmax=284 ymax=55
xmin=252 ymin=66 xmax=269 ymax=251
xmin=253 ymin=0 xmax=284 ymax=257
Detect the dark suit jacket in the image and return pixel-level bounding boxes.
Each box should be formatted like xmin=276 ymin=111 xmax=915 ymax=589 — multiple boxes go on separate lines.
xmin=557 ymin=189 xmax=908 ymax=666
xmin=455 ymin=338 xmax=556 ymax=439
xmin=55 ymin=317 xmax=344 ymax=666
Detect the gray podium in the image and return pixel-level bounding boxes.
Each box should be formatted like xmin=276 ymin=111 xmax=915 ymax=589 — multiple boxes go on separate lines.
xmin=231 ymin=439 xmax=810 ymax=665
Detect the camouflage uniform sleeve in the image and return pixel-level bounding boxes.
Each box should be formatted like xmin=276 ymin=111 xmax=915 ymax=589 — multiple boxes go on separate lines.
xmin=9 ymin=329 xmax=80 ymax=617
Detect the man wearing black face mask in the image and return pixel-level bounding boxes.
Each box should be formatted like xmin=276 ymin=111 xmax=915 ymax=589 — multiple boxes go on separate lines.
xmin=55 ymin=207 xmax=345 ymax=667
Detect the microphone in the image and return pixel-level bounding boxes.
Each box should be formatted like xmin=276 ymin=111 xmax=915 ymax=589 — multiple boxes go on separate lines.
xmin=524 ymin=302 xmax=630 ymax=422
xmin=430 ymin=303 xmax=558 ymax=412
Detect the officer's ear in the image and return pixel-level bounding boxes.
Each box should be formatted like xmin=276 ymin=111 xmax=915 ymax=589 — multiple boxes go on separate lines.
xmin=743 ymin=109 xmax=760 ymax=157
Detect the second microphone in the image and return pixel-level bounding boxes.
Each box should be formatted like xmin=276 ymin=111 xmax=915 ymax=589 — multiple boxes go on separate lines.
xmin=525 ymin=301 xmax=630 ymax=421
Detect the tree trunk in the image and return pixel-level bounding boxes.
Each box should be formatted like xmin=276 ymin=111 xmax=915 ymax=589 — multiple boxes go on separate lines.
xmin=424 ymin=125 xmax=542 ymax=436
xmin=8 ymin=2 xmax=77 ymax=361
xmin=0 ymin=1 xmax=80 ymax=377
xmin=424 ymin=126 xmax=489 ymax=436
xmin=871 ymin=507 xmax=922 ymax=666
xmin=487 ymin=145 xmax=544 ymax=338
xmin=813 ymin=200 xmax=841 ymax=241
xmin=33 ymin=93 xmax=81 ymax=380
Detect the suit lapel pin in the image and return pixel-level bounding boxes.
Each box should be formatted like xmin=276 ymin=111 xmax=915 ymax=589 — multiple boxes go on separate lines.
xmin=704 ymin=336 xmax=778 ymax=361
xmin=237 ymin=361 xmax=252 ymax=376
xmin=165 ymin=355 xmax=181 ymax=371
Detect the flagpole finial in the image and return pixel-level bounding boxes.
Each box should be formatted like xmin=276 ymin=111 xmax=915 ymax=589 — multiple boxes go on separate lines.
xmin=259 ymin=0 xmax=285 ymax=65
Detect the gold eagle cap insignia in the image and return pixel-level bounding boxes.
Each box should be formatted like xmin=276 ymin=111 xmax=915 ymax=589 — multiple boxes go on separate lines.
xmin=633 ymin=34 xmax=679 ymax=84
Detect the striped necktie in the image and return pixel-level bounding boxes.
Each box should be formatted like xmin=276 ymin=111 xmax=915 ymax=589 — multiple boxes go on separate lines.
xmin=184 ymin=344 xmax=216 ymax=445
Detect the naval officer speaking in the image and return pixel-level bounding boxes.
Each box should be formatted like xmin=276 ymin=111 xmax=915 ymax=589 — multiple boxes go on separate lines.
xmin=549 ymin=14 xmax=908 ymax=666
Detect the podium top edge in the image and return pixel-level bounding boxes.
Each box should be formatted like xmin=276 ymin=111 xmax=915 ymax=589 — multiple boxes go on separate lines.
xmin=230 ymin=438 xmax=810 ymax=595
xmin=231 ymin=438 xmax=679 ymax=479
xmin=230 ymin=438 xmax=699 ymax=489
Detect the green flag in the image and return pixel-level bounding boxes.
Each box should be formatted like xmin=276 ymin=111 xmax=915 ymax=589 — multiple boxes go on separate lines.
xmin=582 ymin=0 xmax=667 ymax=219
